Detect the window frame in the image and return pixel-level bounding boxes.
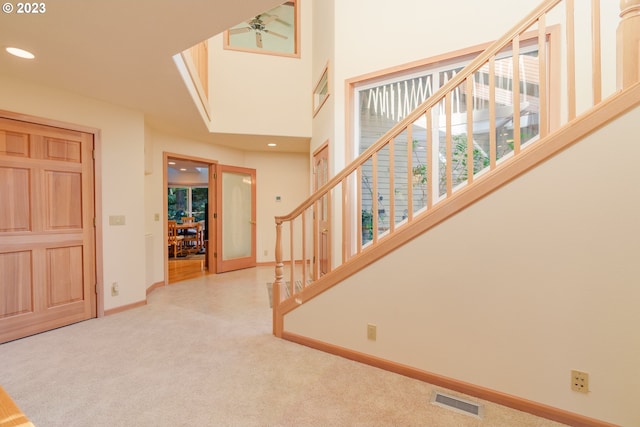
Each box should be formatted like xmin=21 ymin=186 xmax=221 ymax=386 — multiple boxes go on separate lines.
xmin=223 ymin=0 xmax=300 ymax=58
xmin=312 ymin=62 xmax=330 ymax=117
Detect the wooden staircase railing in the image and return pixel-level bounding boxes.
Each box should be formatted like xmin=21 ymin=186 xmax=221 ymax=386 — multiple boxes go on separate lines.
xmin=273 ymin=0 xmax=638 ymax=336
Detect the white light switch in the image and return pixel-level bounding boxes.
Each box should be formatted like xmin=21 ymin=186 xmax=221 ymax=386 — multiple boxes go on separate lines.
xmin=109 ymin=215 xmax=126 ymax=226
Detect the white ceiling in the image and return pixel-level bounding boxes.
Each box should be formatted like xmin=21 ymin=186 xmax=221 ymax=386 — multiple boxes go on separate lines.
xmin=0 ymin=0 xmax=308 ymax=153
xmin=167 ymin=158 xmax=208 ymax=174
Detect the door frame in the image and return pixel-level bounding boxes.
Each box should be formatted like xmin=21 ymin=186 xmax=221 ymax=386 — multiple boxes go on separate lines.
xmin=163 ymin=152 xmax=218 ymax=282
xmin=0 ymin=109 xmax=104 ymax=317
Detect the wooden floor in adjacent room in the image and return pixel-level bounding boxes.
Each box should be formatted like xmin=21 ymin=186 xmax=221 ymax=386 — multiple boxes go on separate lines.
xmin=168 ymin=256 xmax=207 ymax=283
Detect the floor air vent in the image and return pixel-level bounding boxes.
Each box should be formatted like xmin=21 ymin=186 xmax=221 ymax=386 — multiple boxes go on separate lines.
xmin=431 ymin=392 xmax=483 ymax=418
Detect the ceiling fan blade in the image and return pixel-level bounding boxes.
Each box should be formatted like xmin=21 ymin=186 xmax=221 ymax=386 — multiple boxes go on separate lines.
xmin=264 ymin=29 xmax=288 ymax=39
xmin=256 ymin=32 xmax=263 ymax=48
xmin=275 ymin=17 xmax=292 ymax=27
xmin=229 ymin=27 xmax=251 ymax=35
xmin=261 ymin=14 xmax=278 ymax=25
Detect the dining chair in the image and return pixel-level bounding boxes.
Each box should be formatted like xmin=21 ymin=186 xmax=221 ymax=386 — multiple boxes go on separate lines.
xmin=168 ymin=220 xmax=184 ymax=258
xmin=183 ymin=222 xmax=203 ymax=253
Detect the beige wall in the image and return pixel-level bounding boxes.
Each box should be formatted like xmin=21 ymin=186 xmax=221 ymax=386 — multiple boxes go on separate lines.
xmin=244 ymin=151 xmax=310 ymax=261
xmin=206 ymin=0 xmax=312 ymax=139
xmin=285 ymin=105 xmax=640 ymax=426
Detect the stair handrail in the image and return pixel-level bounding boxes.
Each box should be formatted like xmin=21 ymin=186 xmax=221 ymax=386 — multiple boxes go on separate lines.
xmin=276 ymin=0 xmax=563 ymax=224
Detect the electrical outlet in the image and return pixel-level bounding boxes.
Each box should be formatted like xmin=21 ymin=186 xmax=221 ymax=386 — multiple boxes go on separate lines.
xmin=367 ymin=323 xmax=377 ymax=341
xmin=111 ymin=282 xmax=119 ymax=297
xmin=571 ymin=370 xmax=589 ymax=393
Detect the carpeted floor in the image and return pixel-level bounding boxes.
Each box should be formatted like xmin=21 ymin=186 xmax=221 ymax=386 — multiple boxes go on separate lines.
xmin=0 ymin=267 xmax=568 ymax=427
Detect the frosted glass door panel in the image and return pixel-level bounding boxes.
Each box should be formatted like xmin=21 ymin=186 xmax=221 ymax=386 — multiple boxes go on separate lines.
xmin=222 ymin=171 xmax=252 ymax=260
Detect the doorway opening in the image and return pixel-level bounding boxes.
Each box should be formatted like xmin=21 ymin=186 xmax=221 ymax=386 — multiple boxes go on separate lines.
xmin=165 ymin=154 xmax=216 ymax=284
xmin=163 ymin=153 xmax=258 ymax=283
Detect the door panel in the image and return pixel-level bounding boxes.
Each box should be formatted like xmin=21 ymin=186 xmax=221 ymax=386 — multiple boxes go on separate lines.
xmin=47 ymin=246 xmax=84 ymax=306
xmin=216 ymin=165 xmax=256 ymax=273
xmin=0 ymin=129 xmax=29 ymax=157
xmin=44 ymin=137 xmax=82 ymax=162
xmin=0 ymin=167 xmax=30 ymax=232
xmin=45 ymin=171 xmax=83 ymax=229
xmin=0 ymin=251 xmax=32 ymax=318
xmin=0 ymin=117 xmax=96 ymax=344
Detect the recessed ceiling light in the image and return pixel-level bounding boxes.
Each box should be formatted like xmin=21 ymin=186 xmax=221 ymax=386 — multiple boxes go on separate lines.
xmin=268 ymin=143 xmax=277 ymax=147
xmin=168 ymin=161 xmax=176 ymax=165
xmin=6 ymin=47 xmax=35 ymax=59
xmin=180 ymin=168 xmax=187 ymax=171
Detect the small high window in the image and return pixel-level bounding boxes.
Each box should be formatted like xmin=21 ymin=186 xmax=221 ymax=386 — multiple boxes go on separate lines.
xmin=313 ymin=63 xmax=330 ymax=116
xmin=224 ymin=0 xmax=299 ymax=58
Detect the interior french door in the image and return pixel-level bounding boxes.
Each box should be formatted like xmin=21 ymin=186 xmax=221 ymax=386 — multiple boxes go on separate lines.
xmin=215 ymin=165 xmax=256 ymax=273
xmin=0 ymin=116 xmax=96 ymax=344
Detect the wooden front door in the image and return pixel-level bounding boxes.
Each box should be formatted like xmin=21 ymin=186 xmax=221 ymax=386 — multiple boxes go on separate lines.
xmin=0 ymin=117 xmax=96 ymax=344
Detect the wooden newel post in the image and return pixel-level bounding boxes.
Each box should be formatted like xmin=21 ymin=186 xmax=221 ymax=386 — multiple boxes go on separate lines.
xmin=273 ymin=219 xmax=284 ymax=337
xmin=618 ymin=0 xmax=640 ymax=89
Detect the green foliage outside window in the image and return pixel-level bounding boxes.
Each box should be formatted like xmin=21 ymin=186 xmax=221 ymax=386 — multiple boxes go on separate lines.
xmin=168 ymin=187 xmax=208 ymax=222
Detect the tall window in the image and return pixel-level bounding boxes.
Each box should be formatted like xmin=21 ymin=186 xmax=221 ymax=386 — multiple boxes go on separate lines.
xmin=353 ymin=41 xmax=543 ymax=245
